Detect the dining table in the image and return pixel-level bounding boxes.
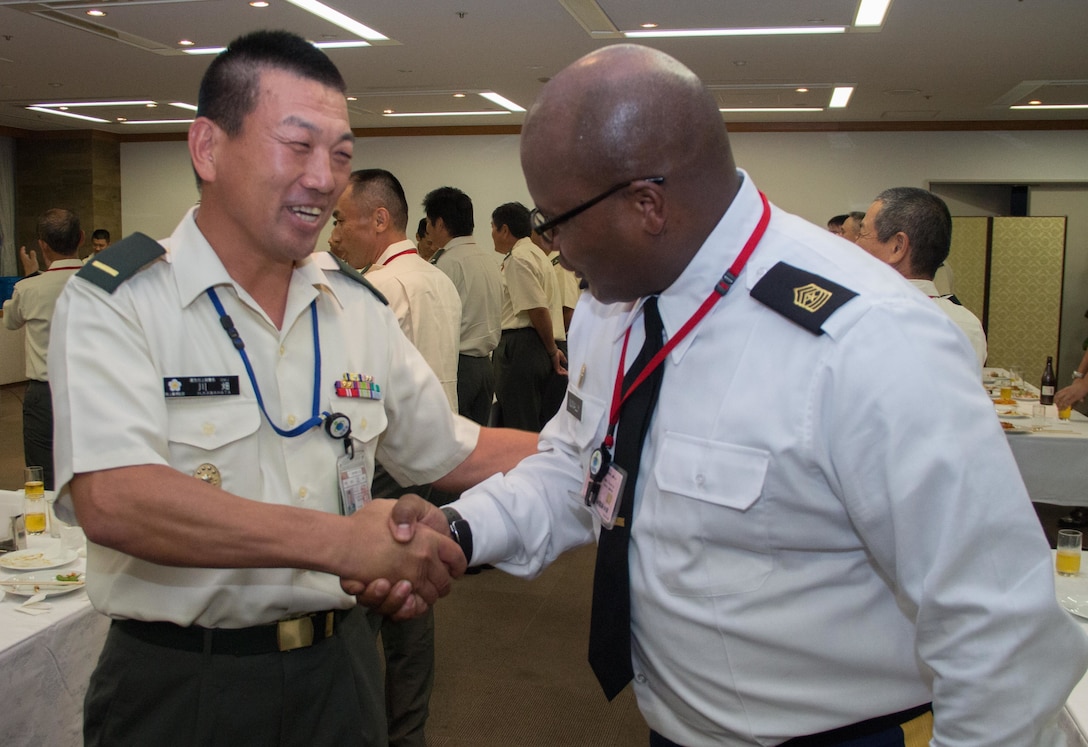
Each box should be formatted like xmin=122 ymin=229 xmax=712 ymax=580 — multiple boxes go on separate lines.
xmin=985 ymin=368 xmax=1088 ymax=506
xmin=0 ymin=493 xmax=108 ymax=747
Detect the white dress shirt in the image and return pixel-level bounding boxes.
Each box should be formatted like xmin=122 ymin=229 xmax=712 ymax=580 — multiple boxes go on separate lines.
xmin=50 ymin=208 xmax=478 ymax=628
xmin=366 ymin=239 xmax=462 ymax=411
xmin=909 ymin=277 xmax=987 ymax=370
xmin=499 ymin=237 xmax=558 ymax=332
xmin=452 ymin=172 xmax=1088 ymax=745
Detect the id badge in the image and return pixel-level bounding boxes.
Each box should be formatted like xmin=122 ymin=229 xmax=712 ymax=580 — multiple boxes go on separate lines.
xmin=337 ymin=451 xmax=371 ymax=515
xmin=581 ymin=463 xmax=628 ymax=529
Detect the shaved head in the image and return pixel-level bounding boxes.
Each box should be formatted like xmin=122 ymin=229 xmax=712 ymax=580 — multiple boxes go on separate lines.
xmin=520 ymin=45 xmax=739 ymax=302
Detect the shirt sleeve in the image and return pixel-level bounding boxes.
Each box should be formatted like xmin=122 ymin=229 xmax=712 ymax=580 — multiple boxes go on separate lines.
xmin=823 ymin=300 xmax=1088 ymax=745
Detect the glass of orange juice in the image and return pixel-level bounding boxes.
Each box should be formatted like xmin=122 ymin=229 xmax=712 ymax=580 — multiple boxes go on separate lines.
xmin=999 ymin=386 xmax=1013 ymax=401
xmin=1057 ymin=529 xmax=1083 ymax=576
xmin=1059 ymin=405 xmax=1073 ymax=421
xmin=23 ymin=466 xmax=47 ymax=535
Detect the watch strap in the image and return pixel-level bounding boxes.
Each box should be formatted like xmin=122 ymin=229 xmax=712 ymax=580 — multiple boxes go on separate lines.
xmin=441 ymin=507 xmax=473 ymax=565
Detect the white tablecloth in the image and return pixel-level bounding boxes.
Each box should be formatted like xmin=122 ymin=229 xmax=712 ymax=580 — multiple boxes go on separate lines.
xmin=985 ymin=368 xmax=1088 ymax=506
xmin=0 ymin=523 xmax=107 ymax=746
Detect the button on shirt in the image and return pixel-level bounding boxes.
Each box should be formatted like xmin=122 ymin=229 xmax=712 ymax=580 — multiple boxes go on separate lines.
xmin=3 ymin=257 xmax=83 ymax=381
xmin=434 ymin=235 xmax=502 ymax=357
xmin=49 ymin=208 xmax=479 ymax=628
xmin=451 ymin=172 xmax=1088 ymax=745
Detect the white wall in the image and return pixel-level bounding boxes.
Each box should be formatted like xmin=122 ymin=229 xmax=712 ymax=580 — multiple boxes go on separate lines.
xmin=121 ymin=129 xmax=1088 ymax=239
xmin=120 ymin=128 xmax=1088 ymax=365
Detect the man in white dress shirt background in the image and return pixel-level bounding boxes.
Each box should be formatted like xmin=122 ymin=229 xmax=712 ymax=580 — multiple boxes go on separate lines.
xmin=377 ymin=44 xmax=1088 ymax=746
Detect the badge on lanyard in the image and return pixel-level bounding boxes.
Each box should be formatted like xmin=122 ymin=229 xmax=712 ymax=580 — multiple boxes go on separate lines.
xmin=337 ymin=450 xmax=371 ymax=515
xmin=581 ymin=461 xmax=628 ymax=529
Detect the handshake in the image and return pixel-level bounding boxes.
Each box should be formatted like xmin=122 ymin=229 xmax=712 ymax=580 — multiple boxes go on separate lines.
xmin=338 ymin=494 xmax=468 ymax=620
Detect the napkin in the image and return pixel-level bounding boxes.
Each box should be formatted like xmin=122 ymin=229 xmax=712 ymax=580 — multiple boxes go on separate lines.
xmin=11 ymin=591 xmax=53 ymax=615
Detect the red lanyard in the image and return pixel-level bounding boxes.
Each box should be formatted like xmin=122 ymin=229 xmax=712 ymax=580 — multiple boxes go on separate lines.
xmin=45 ymin=265 xmax=80 ymax=272
xmin=601 ymin=191 xmax=771 ymax=451
xmin=382 ymin=249 xmax=417 ymax=265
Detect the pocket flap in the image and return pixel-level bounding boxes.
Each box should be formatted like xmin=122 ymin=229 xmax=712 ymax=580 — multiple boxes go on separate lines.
xmin=167 ymin=398 xmax=261 ymax=450
xmin=655 ymin=432 xmax=769 ymax=511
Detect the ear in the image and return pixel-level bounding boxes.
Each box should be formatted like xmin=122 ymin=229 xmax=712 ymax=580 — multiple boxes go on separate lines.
xmin=189 ymin=117 xmax=221 ymax=185
xmin=373 ymin=207 xmax=391 ymax=233
xmin=633 ymin=180 xmax=667 ymax=236
xmin=889 ymin=231 xmax=911 ymax=264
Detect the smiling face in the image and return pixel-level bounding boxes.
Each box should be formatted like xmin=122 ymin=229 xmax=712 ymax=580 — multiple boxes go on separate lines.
xmin=194 ymin=67 xmax=355 ymax=269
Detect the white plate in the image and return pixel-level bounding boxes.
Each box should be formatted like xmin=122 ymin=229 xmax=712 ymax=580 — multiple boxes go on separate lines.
xmin=1061 ymin=596 xmax=1088 ymax=620
xmin=0 ymin=572 xmax=85 ymax=598
xmin=996 ymin=413 xmax=1027 ymax=419
xmin=0 ymin=548 xmax=79 ymax=571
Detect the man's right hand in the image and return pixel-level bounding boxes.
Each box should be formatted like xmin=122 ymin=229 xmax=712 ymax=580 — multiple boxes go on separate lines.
xmin=19 ymin=246 xmax=39 ymax=276
xmin=337 ymin=497 xmax=464 ymax=616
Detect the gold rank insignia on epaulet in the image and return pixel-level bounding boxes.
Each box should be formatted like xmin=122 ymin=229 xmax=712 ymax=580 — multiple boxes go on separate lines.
xmin=750 ymin=261 xmax=858 ymax=335
xmin=75 ymin=232 xmax=165 ymax=294
xmin=327 ymin=253 xmax=388 ymax=306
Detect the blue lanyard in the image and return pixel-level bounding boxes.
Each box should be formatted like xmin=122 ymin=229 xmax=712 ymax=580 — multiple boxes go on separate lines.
xmin=206 ymin=287 xmax=327 ymax=438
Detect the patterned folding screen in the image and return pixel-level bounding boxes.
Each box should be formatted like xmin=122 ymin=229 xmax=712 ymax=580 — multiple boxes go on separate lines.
xmin=948 ymin=217 xmax=989 ymax=324
xmin=986 ymin=217 xmax=1067 ymax=377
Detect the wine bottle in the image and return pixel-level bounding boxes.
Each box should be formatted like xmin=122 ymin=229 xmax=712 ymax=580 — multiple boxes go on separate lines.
xmin=1040 ymin=356 xmax=1056 ymax=405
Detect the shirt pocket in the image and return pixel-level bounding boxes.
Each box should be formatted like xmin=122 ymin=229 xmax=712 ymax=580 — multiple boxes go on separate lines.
xmin=650 ymin=432 xmax=773 ymax=596
xmin=167 ymin=398 xmax=261 ymax=491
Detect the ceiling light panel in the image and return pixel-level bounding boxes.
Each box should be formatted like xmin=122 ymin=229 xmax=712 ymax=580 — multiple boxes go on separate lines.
xmin=346 ymin=90 xmax=526 ymax=124
xmin=18 ymin=0 xmax=398 ymax=54
xmin=596 ymin=0 xmax=859 ymax=34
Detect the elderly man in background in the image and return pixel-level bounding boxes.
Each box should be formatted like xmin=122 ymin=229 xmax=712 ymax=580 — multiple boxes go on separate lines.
xmin=381 ymin=44 xmax=1087 ymax=746
xmin=4 ymin=208 xmax=83 ymax=489
xmin=856 ymin=186 xmax=987 ymax=369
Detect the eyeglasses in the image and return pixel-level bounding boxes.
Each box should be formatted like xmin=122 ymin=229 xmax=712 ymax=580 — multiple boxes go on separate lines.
xmin=530 ymin=176 xmax=665 ymax=243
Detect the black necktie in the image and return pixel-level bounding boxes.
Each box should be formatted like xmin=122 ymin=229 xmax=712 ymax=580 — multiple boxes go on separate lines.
xmin=588 ymin=296 xmax=666 ymax=700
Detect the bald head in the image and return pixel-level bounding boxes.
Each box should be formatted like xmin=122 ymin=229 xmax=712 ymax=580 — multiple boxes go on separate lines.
xmin=520 ymin=45 xmax=739 ymax=302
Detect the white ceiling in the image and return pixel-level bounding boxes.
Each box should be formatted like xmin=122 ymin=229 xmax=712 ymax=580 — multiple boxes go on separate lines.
xmin=0 ymin=0 xmax=1085 ymax=136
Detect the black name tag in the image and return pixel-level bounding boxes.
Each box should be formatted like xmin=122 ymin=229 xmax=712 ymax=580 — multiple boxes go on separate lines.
xmin=566 ymin=392 xmax=583 ymax=421
xmin=164 ymin=376 xmax=240 ymax=398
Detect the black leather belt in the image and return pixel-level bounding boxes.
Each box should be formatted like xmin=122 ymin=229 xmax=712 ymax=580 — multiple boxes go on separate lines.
xmin=113 ymin=609 xmax=350 ymax=655
xmin=781 ymin=703 xmax=932 ymax=746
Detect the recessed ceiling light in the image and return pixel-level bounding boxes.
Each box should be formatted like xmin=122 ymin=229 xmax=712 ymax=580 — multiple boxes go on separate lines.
xmin=640 ymin=23 xmax=658 ymax=29
xmin=26 ymin=106 xmax=108 ymax=123
xmin=720 ymin=107 xmax=824 ymax=113
xmin=1010 ymin=103 xmax=1088 ymax=110
xmin=116 ymin=117 xmax=127 ymax=122
xmin=383 ymin=111 xmax=511 ymax=118
xmin=249 ymin=1 xmax=269 ymax=7
xmin=855 ymin=0 xmax=892 ymax=27
xmin=478 ymin=91 xmax=525 ymax=112
xmin=178 ymin=40 xmax=195 ymax=47
xmin=1029 ymin=100 xmax=1042 ymax=105
xmin=453 ymin=93 xmax=466 ymax=98
xmin=59 ymin=106 xmax=69 ymax=111
xmin=146 ymin=103 xmax=157 ymax=108
xmin=86 ymin=9 xmax=106 ymax=17
xmin=383 ymin=109 xmax=394 ymax=114
xmin=284 ymin=0 xmax=389 ymax=41
xmin=625 ymin=26 xmax=846 ymax=38
xmin=829 ymin=87 xmax=854 ymax=108
xmin=796 ymin=88 xmax=809 ymax=93
xmin=346 ymin=96 xmax=357 ymax=101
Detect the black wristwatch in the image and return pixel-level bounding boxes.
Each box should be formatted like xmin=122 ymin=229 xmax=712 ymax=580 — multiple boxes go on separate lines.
xmin=441 ymin=507 xmax=473 ymax=565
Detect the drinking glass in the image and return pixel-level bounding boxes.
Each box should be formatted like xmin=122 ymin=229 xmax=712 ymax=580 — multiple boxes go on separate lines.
xmin=1057 ymin=529 xmax=1083 ymax=576
xmin=1031 ymin=404 xmax=1047 ymax=432
xmin=23 ymin=466 xmax=47 ymax=535
xmin=1059 ymin=405 xmax=1073 ymax=421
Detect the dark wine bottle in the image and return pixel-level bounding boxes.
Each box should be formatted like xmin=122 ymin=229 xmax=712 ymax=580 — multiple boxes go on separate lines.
xmin=1040 ymin=356 xmax=1056 ymax=405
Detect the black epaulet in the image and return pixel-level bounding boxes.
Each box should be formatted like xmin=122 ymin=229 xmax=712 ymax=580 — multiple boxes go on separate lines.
xmin=327 ymin=253 xmax=388 ymax=306
xmin=76 ymin=232 xmax=165 ymax=294
xmin=945 ymin=294 xmax=963 ymax=306
xmin=750 ymin=261 xmax=858 ymax=335
xmin=551 ymin=255 xmax=561 ymax=266
xmin=429 ymin=247 xmax=446 ymax=265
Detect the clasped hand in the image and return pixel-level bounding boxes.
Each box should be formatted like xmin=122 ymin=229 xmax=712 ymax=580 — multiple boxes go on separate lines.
xmin=339 ymin=495 xmax=461 ymax=620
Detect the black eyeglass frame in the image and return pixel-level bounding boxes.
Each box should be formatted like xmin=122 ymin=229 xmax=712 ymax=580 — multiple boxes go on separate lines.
xmin=530 ymin=176 xmax=665 ymax=243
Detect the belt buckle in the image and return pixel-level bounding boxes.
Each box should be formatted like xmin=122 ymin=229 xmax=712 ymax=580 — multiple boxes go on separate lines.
xmin=277 ymin=616 xmax=315 ymax=652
